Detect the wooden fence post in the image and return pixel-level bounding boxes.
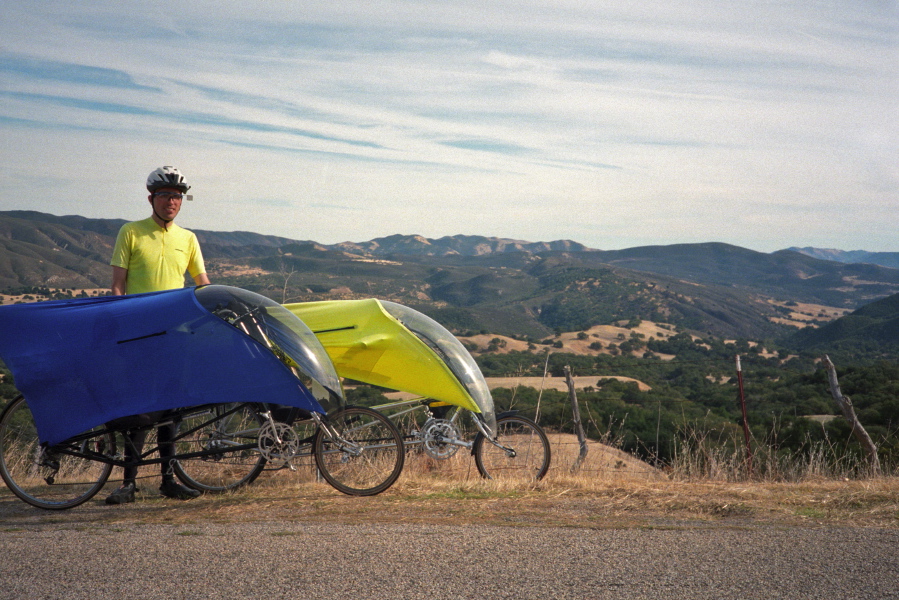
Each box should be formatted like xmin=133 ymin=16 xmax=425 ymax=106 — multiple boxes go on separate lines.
xmin=735 ymin=355 xmax=754 ymax=477
xmin=564 ymin=365 xmax=588 ymax=472
xmin=823 ymin=355 xmax=881 ymax=476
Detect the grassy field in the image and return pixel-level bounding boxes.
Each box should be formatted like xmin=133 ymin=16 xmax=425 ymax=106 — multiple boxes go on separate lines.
xmin=2 ymin=439 xmax=897 ymax=530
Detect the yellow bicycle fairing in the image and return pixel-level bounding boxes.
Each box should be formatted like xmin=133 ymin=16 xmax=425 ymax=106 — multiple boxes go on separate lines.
xmin=285 ymin=299 xmax=481 ymax=414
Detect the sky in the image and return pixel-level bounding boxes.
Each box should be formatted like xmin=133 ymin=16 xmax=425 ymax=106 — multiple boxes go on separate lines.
xmin=0 ymin=1 xmax=896 ymax=253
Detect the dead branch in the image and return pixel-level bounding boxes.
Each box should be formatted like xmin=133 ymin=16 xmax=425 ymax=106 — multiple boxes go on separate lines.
xmin=564 ymin=365 xmax=588 ymax=472
xmin=823 ymin=355 xmax=881 ymax=476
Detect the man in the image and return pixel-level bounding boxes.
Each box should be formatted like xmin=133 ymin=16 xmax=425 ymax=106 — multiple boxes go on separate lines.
xmin=105 ymin=166 xmax=211 ymax=505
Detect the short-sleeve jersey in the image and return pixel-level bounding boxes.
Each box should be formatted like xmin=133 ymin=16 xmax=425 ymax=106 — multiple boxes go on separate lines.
xmin=111 ymin=217 xmax=206 ymax=294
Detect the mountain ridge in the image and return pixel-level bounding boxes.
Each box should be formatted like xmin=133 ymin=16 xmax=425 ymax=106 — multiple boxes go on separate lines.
xmin=4 ymin=210 xmax=899 ymax=344
xmin=789 ymin=246 xmax=899 ymax=270
xmin=7 ymin=211 xmax=896 ymax=265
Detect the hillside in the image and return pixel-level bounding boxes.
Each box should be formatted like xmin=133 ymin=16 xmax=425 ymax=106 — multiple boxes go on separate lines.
xmin=787 ymin=291 xmax=899 ymax=355
xmin=3 ymin=210 xmax=899 ymax=343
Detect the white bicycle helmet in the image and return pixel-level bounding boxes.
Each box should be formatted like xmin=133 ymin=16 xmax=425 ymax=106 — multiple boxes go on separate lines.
xmin=146 ymin=166 xmax=190 ymax=193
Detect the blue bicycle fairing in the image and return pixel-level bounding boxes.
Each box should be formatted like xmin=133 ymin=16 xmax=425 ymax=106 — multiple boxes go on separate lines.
xmin=0 ymin=287 xmax=323 ymax=446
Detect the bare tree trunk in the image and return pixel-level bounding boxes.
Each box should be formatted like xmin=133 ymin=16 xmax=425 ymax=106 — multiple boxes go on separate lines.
xmin=280 ymin=268 xmax=296 ymax=304
xmin=823 ymin=355 xmax=881 ymax=476
xmin=564 ymin=366 xmax=588 ymax=472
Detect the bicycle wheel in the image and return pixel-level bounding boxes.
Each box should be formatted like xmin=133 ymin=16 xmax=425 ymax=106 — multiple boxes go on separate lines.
xmin=474 ymin=415 xmax=551 ymax=482
xmin=313 ymin=406 xmax=404 ymax=496
xmin=172 ymin=403 xmax=266 ymax=493
xmin=0 ymin=396 xmax=114 ymax=509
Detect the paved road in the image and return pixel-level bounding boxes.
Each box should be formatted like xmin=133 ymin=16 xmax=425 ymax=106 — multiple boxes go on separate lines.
xmin=1 ymin=521 xmax=896 ymax=599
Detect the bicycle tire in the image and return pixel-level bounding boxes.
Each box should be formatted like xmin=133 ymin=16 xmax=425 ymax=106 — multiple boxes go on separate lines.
xmin=473 ymin=414 xmax=551 ymax=481
xmin=172 ymin=403 xmax=267 ymax=493
xmin=0 ymin=396 xmax=114 ymax=509
xmin=313 ymin=406 xmax=404 ymax=496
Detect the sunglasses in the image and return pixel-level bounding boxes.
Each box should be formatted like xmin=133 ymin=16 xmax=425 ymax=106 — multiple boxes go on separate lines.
xmin=153 ymin=192 xmax=193 ymax=201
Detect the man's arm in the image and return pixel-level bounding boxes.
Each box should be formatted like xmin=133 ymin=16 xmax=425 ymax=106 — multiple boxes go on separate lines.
xmin=193 ymin=273 xmax=211 ymax=286
xmin=111 ymin=266 xmax=128 ymax=295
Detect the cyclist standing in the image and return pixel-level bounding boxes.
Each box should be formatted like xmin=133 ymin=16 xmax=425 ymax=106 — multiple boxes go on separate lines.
xmin=105 ymin=166 xmax=211 ymax=504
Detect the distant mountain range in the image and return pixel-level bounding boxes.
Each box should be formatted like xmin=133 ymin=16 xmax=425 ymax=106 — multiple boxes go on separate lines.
xmin=789 ymin=247 xmax=899 ymax=270
xmin=333 ymin=234 xmax=592 ymax=256
xmin=2 ymin=210 xmax=899 ymax=348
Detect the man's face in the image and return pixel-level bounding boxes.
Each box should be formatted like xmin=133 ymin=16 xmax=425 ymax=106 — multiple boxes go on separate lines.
xmin=148 ymin=186 xmax=184 ymax=222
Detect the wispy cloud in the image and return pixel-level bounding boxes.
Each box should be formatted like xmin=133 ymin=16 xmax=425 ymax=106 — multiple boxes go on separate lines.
xmin=2 ymin=90 xmax=156 ymax=116
xmin=1 ymin=53 xmax=158 ymax=91
xmin=0 ymin=1 xmax=896 ymax=252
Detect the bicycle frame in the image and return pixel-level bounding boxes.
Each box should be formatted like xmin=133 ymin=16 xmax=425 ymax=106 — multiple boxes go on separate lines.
xmin=47 ymin=398 xmax=509 ymax=473
xmin=370 ymin=397 xmax=513 ymax=455
xmin=45 ymin=403 xmax=291 ymax=471
xmin=362 ymin=395 xmax=553 ymax=483
xmin=0 ymin=393 xmax=406 ymax=509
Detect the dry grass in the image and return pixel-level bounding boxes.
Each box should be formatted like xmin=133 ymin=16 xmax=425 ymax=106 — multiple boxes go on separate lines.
xmin=3 ymin=438 xmax=897 ymax=530
xmin=0 ymin=288 xmax=108 ymax=305
xmin=459 ymin=321 xmax=678 ymax=358
xmin=486 ymin=376 xmax=652 ymax=392
xmin=767 ymin=300 xmax=851 ymax=328
xmin=4 ymin=468 xmax=896 ymax=530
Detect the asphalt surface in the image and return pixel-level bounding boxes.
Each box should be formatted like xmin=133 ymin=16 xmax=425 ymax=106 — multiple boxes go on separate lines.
xmin=1 ymin=520 xmax=896 ymax=599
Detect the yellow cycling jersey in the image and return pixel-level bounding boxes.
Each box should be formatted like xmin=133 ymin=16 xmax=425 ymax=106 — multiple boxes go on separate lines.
xmin=111 ymin=217 xmax=206 ymax=294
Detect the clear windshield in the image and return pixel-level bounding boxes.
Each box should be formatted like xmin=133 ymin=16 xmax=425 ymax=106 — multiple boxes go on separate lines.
xmin=380 ymin=301 xmax=495 ymax=435
xmin=195 ymin=286 xmax=343 ymax=411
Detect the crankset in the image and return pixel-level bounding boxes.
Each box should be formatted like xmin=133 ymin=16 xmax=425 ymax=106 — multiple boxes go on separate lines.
xmin=257 ymin=421 xmax=300 ymax=467
xmin=419 ymin=418 xmax=462 ymax=460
